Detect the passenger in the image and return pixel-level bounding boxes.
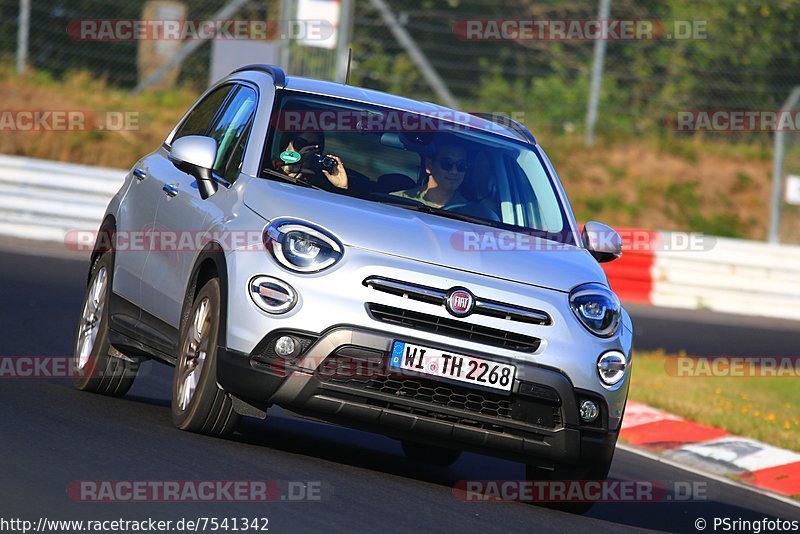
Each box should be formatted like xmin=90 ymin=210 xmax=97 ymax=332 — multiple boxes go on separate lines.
xmin=274 ymin=131 xmax=348 ymax=189
xmin=393 ymin=143 xmax=469 ymax=208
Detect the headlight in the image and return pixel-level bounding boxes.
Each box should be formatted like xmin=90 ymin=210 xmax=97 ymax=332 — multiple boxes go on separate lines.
xmin=569 ymin=283 xmax=621 ymax=337
xmin=264 ymin=219 xmax=343 ymax=273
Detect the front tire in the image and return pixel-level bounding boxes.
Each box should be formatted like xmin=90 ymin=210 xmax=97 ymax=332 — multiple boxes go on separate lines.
xmin=171 ymin=278 xmax=240 ymax=437
xmin=73 ymin=251 xmax=138 ymax=395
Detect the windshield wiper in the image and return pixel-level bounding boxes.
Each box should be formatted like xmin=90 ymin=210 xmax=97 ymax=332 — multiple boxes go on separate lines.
xmin=427 ymin=207 xmax=506 ymax=229
xmin=262 ymin=168 xmax=323 ymax=190
xmin=373 ymin=197 xmax=507 ymax=230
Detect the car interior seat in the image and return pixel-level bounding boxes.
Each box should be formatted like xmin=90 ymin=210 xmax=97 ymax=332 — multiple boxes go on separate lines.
xmin=376 ymin=172 xmax=417 ymax=193
xmin=457 ymin=151 xmax=500 ymax=220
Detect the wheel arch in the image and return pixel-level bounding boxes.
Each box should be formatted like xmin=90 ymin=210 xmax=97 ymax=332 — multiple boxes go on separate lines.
xmin=182 ymin=243 xmax=230 ymax=348
xmin=89 ymin=214 xmax=117 ymax=284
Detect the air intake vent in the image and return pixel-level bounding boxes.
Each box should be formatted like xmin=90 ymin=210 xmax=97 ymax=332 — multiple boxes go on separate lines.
xmin=367 ymin=303 xmax=541 ymax=352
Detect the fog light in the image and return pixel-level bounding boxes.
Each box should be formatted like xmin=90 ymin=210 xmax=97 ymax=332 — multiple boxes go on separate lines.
xmin=274 ymin=336 xmax=296 ymax=357
xmin=249 ymin=276 xmax=297 ymax=314
xmin=597 ymin=350 xmax=627 ymax=386
xmin=579 ymin=400 xmax=599 ymax=423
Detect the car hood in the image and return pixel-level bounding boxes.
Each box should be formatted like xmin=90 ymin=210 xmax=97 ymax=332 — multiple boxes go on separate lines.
xmin=243 ymin=180 xmax=607 ymax=292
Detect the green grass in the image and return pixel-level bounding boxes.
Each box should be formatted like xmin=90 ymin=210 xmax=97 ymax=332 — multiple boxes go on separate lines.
xmin=629 ymin=352 xmax=800 ymax=452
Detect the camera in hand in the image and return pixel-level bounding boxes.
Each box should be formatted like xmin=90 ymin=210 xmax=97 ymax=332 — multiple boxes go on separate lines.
xmin=309 ymin=153 xmax=337 ymax=173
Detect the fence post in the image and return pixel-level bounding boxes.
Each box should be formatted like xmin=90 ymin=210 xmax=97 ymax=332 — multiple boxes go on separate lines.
xmin=132 ymin=0 xmax=249 ymax=94
xmin=16 ymin=0 xmax=30 ymax=74
xmin=280 ymin=0 xmax=293 ymax=70
xmin=769 ymin=85 xmax=800 ymax=243
xmin=584 ymin=0 xmax=610 ymax=147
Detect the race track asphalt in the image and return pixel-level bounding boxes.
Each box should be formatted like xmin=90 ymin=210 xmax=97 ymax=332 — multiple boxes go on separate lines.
xmin=1 ymin=249 xmax=798 ymax=533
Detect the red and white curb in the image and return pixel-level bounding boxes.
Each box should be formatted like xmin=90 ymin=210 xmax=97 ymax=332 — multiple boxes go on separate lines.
xmin=621 ymin=400 xmax=800 ymax=500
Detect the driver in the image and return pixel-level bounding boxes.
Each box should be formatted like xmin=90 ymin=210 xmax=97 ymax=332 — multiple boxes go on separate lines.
xmin=273 ymin=130 xmax=348 ymax=190
xmin=393 ymin=143 xmax=469 ymax=208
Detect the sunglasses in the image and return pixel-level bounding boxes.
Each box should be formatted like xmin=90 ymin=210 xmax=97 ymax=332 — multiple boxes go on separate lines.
xmin=437 ymin=157 xmax=469 ymax=172
xmin=292 ymin=137 xmax=322 ymax=152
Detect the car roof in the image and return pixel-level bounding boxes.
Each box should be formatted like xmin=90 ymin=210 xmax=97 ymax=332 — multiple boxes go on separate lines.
xmin=236 ymin=68 xmax=532 ymax=144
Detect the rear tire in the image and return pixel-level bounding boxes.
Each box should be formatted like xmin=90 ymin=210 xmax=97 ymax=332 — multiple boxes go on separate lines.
xmin=401 ymin=440 xmax=462 ymax=467
xmin=171 ymin=278 xmax=240 ymax=437
xmin=73 ymin=251 xmax=138 ymax=395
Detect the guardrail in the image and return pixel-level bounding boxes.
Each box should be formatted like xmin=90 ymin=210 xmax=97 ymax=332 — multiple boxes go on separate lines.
xmin=0 ymin=154 xmax=125 ymax=241
xmin=652 ymin=238 xmax=800 ymax=320
xmin=0 ymin=154 xmax=797 ymax=321
xmin=602 ymin=229 xmax=800 ymax=321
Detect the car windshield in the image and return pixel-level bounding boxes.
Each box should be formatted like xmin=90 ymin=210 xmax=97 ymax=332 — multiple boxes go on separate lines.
xmin=261 ymin=91 xmax=574 ymax=244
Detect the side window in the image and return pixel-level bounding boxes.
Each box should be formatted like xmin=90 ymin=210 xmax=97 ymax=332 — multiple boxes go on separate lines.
xmin=514 ymin=151 xmax=564 ymax=233
xmin=172 ymin=85 xmax=234 ymax=141
xmin=208 ymin=86 xmax=257 ymax=182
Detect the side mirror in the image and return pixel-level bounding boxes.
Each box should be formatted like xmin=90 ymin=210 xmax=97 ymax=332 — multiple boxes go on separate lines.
xmin=582 ymin=221 xmax=622 ymax=263
xmin=169 ymin=135 xmax=218 ymax=199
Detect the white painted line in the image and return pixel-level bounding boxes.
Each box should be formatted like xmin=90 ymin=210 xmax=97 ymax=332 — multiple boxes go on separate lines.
xmin=679 ymin=437 xmax=800 ymax=473
xmin=617 ymin=443 xmax=800 ymax=509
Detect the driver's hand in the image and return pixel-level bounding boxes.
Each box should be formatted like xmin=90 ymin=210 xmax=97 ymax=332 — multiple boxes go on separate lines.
xmin=322 ymin=154 xmax=348 ymax=189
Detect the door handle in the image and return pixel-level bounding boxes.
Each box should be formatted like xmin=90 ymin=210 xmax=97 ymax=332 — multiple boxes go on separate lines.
xmin=133 ymin=168 xmax=146 ymax=181
xmin=162 ymin=183 xmax=178 ymax=197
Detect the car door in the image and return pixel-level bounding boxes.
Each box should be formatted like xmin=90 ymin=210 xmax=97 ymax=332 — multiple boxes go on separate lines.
xmin=141 ymin=83 xmax=258 ymax=345
xmin=111 ymin=155 xmax=165 ymax=332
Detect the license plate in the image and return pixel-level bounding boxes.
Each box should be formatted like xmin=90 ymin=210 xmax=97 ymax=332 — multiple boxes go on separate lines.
xmin=389 ymin=341 xmax=516 ymax=392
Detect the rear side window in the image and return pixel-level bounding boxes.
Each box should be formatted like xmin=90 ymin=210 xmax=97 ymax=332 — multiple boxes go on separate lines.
xmin=172 ymin=85 xmax=234 ymax=141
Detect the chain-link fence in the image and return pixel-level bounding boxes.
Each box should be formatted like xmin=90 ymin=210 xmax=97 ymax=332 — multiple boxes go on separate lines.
xmin=0 ymin=0 xmax=280 ymax=87
xmin=3 ymin=0 xmax=800 ymax=136
xmin=349 ymin=0 xmax=800 ymax=137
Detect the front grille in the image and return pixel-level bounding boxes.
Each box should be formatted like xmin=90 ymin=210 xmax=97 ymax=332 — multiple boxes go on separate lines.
xmin=367 ymin=303 xmax=541 ymax=353
xmin=318 ymin=353 xmax=561 ymax=429
xmin=363 ymin=276 xmax=552 ymax=325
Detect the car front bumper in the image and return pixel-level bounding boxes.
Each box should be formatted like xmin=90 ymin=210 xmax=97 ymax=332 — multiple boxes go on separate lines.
xmin=217 ymin=324 xmax=624 ymax=468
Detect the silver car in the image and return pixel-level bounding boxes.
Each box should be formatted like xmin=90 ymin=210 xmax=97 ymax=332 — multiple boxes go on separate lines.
xmin=74 ymin=65 xmax=632 ymax=512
